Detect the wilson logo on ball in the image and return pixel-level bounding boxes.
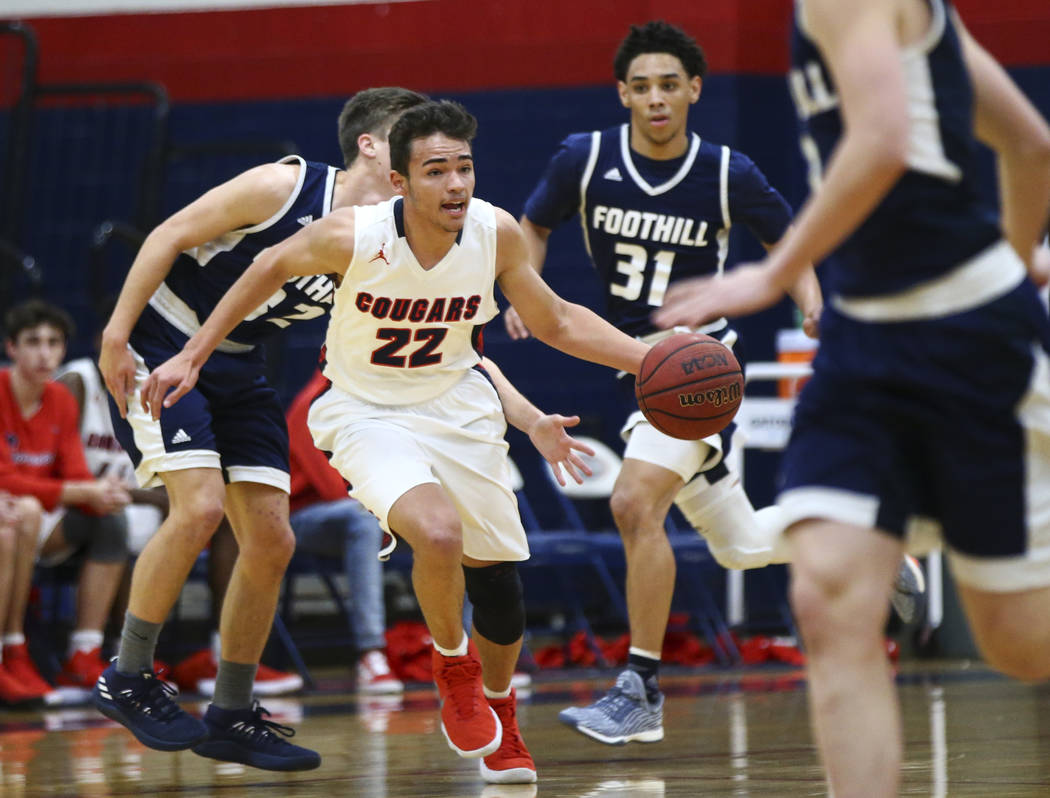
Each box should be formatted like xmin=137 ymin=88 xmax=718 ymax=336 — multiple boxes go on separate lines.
xmin=678 ymin=382 xmax=741 ymax=408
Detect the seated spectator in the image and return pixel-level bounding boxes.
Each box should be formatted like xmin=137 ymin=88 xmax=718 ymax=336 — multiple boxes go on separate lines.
xmin=0 ymin=490 xmax=47 ymax=705
xmin=285 ymin=369 xmax=402 ymax=694
xmin=0 ymin=300 xmax=131 ymax=698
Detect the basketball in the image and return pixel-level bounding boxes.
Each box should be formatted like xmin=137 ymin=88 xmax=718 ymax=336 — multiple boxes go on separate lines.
xmin=635 ymin=333 xmax=744 ymax=440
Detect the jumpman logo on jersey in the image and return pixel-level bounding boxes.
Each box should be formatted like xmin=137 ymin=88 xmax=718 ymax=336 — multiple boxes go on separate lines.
xmin=369 ymin=242 xmax=390 ymax=266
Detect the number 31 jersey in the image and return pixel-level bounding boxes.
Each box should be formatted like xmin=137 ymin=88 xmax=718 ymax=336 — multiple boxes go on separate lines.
xmin=524 ymin=124 xmax=793 ymax=337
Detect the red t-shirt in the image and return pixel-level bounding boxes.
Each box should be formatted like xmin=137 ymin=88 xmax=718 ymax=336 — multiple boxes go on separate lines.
xmin=285 ymin=370 xmax=350 ymax=514
xmin=0 ymin=368 xmax=93 ymax=511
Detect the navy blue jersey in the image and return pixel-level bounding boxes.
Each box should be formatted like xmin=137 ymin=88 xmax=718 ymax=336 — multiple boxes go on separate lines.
xmin=143 ymin=155 xmax=341 ymax=350
xmin=524 ymin=124 xmax=792 ymax=337
xmin=788 ymin=0 xmax=1000 ymax=298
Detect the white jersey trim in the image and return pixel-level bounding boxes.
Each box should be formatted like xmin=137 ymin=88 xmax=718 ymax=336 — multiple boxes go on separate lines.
xmin=831 ymin=240 xmax=1025 ymax=322
xmin=578 ymin=130 xmax=602 ymax=260
xmin=148 ymin=282 xmax=255 ymax=353
xmin=619 ymin=124 xmax=701 ymax=196
xmin=717 ymin=145 xmax=732 ymax=275
xmin=241 ymin=154 xmax=308 ymax=234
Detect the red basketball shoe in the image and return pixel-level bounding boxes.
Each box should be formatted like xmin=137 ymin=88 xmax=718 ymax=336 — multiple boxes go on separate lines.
xmin=55 ymin=648 xmax=108 ymax=689
xmin=480 ymin=689 xmax=536 ymax=784
xmin=0 ymin=663 xmax=40 ymax=706
xmin=432 ymin=639 xmax=501 ymax=758
xmin=3 ymin=643 xmax=54 ymax=700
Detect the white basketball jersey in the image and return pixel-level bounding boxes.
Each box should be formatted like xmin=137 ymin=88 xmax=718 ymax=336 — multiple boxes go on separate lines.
xmin=322 ymin=196 xmax=500 ymax=405
xmin=55 ymin=358 xmax=137 ymax=487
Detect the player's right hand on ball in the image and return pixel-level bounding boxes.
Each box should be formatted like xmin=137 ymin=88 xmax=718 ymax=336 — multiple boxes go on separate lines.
xmin=503 ymin=306 xmax=531 ymax=340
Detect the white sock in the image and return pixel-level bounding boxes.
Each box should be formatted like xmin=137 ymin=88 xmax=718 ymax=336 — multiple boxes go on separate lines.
xmin=629 ymin=645 xmax=662 ymax=661
xmin=483 ymin=685 xmax=511 ymax=700
xmin=434 ymin=633 xmax=468 ymax=658
xmin=2 ymin=633 xmax=25 ymax=648
xmin=211 ymin=630 xmax=222 ymax=663
xmin=69 ymin=629 xmax=104 ymax=657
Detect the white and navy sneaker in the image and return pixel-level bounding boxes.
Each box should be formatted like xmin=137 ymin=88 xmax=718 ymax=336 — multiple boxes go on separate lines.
xmin=558 ymin=670 xmax=664 ymax=745
xmin=93 ymin=662 xmax=207 ymax=751
xmin=192 ymin=701 xmax=320 ymax=771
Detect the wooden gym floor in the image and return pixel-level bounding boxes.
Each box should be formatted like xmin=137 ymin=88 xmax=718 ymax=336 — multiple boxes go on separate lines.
xmin=2 ymin=660 xmax=1048 ymax=797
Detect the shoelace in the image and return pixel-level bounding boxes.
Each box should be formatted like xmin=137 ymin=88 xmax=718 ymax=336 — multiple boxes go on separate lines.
xmin=441 ymin=660 xmax=483 ymax=720
xmin=492 ymin=702 xmax=529 ymax=758
xmin=124 ymin=675 xmax=183 ymax=723
xmin=230 ymin=702 xmax=297 ymax=746
xmin=591 ymin=685 xmax=641 ymax=718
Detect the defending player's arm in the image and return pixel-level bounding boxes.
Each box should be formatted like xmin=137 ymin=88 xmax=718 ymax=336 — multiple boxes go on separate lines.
xmin=955 ymin=12 xmax=1050 ymax=282
xmin=494 ymin=210 xmax=650 ymax=375
xmin=655 ymin=0 xmax=909 ymax=329
xmin=139 ymin=209 xmax=357 ymax=419
xmin=479 ymin=356 xmax=595 ymax=486
xmin=763 ymin=238 xmax=823 ymax=338
xmin=100 ymin=163 xmax=301 ymax=417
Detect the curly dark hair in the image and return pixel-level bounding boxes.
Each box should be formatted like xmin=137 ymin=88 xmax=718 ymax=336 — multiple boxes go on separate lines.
xmin=337 ymin=87 xmax=429 ymax=168
xmin=613 ymin=20 xmax=708 ymax=82
xmin=4 ymin=299 xmax=74 ymax=343
xmin=388 ymin=100 xmax=478 ymax=177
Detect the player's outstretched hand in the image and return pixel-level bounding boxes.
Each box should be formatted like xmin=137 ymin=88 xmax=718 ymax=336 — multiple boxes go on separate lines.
xmin=528 ymin=414 xmax=595 ymax=487
xmin=503 ymin=306 xmax=532 ymax=340
xmin=99 ymin=338 xmax=139 ymax=419
xmin=141 ymin=350 xmax=201 ymax=420
xmin=652 ymin=263 xmax=785 ymax=330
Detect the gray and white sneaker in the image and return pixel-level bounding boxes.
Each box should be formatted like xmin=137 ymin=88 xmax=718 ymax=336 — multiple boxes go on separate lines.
xmin=891 ymin=555 xmax=926 ymax=624
xmin=557 ymin=670 xmax=663 ymax=745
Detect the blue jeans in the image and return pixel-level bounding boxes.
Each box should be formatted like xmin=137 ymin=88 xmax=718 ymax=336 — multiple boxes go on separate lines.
xmin=289 ymin=499 xmax=386 ymax=652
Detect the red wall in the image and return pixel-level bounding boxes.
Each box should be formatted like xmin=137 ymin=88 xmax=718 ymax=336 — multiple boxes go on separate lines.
xmin=13 ymin=0 xmax=1050 ymax=102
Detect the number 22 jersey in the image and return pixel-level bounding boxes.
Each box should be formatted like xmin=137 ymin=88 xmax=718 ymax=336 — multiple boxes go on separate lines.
xmin=524 ymin=123 xmax=793 ymax=338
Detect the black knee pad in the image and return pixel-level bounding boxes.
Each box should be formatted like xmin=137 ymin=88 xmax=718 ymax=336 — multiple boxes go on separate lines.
xmin=64 ymin=508 xmax=129 ymax=563
xmin=463 ymin=562 xmax=524 ymax=646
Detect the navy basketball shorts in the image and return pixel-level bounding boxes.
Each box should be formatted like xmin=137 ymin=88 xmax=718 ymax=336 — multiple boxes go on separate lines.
xmin=109 ymin=324 xmax=289 ymax=492
xmin=777 ymin=282 xmax=1050 ymax=592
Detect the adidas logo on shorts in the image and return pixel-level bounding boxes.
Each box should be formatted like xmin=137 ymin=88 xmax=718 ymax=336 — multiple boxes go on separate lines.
xmin=171 ymin=429 xmax=192 ymax=445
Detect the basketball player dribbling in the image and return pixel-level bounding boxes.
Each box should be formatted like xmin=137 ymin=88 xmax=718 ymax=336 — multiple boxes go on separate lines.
xmin=655 ymin=1 xmax=1050 ymax=794
xmin=132 ymin=100 xmax=651 ymax=785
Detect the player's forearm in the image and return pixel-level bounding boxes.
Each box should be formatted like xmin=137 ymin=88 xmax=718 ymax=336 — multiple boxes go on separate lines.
xmin=182 ymin=254 xmax=290 ymax=366
xmin=532 ymin=301 xmax=648 ymax=375
xmin=786 ymin=267 xmax=823 ymax=319
xmin=481 ymin=357 xmax=543 ymax=433
xmin=102 ymin=231 xmax=184 ymax=346
xmin=519 ymin=217 xmax=551 ymax=276
xmin=998 ymin=150 xmax=1050 ymax=267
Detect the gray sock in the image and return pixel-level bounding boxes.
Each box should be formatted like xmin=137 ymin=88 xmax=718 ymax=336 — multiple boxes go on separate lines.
xmin=211 ymin=660 xmax=258 ymax=710
xmin=115 ymin=612 xmax=162 ymax=676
